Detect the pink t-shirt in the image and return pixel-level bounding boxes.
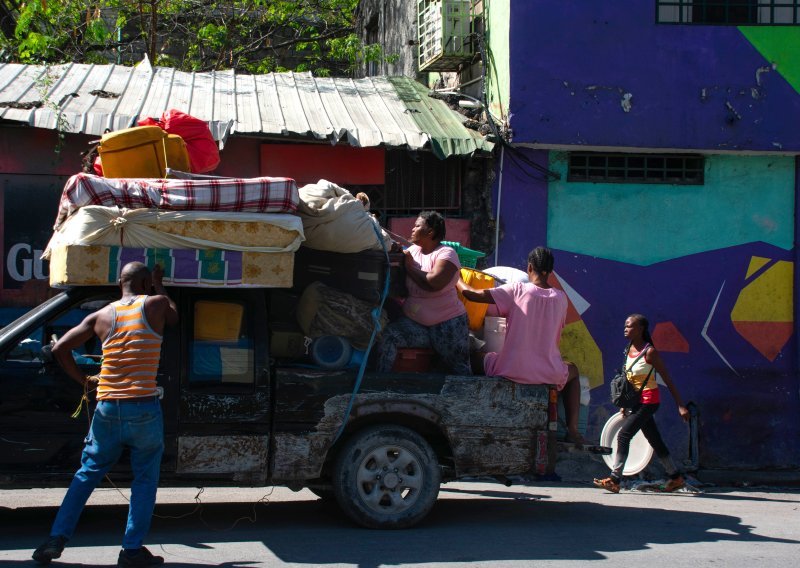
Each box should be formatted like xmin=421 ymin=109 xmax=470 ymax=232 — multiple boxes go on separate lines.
xmin=403 ymin=244 xmax=466 ymax=326
xmin=484 ymin=282 xmax=569 ymax=387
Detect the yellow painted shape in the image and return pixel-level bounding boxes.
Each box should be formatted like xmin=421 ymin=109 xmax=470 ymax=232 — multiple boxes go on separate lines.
xmin=745 ymin=256 xmax=770 ymax=279
xmin=731 ymin=260 xmax=793 ymax=322
xmin=560 ymin=319 xmax=604 ymax=390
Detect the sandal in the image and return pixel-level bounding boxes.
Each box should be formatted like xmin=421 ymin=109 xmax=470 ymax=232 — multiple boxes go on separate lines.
xmin=664 ymin=475 xmax=686 ymax=492
xmin=593 ymin=476 xmax=620 ymax=493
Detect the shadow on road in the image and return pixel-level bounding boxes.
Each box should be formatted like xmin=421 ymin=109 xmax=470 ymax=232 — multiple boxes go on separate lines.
xmin=1 ymin=492 xmax=798 ymax=567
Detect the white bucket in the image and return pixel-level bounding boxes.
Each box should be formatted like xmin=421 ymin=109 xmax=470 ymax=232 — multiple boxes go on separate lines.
xmin=483 ymin=316 xmax=507 ymax=354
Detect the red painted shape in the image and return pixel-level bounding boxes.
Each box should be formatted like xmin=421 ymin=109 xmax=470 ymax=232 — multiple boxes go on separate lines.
xmin=389 ymin=217 xmax=472 ymax=248
xmin=260 ymin=144 xmax=385 ymax=185
xmin=652 ymin=321 xmax=690 ymax=353
xmin=733 ymin=321 xmax=794 ymax=362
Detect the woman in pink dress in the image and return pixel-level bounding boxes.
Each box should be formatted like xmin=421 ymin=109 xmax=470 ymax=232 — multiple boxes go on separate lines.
xmin=377 ymin=211 xmax=471 ymax=374
xmin=458 ymin=246 xmax=584 ymax=445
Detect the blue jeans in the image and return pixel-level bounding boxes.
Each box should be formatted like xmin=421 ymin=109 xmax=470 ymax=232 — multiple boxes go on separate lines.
xmin=51 ymin=398 xmax=164 ymax=550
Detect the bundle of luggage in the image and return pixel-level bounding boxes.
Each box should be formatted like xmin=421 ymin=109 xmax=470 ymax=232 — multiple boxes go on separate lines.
xmin=45 ymin=174 xmax=304 ymax=288
xmin=45 ymin=110 xmax=407 ymax=362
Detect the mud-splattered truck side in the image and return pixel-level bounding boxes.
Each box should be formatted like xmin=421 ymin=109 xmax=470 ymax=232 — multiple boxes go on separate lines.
xmin=0 ymin=286 xmax=557 ymax=529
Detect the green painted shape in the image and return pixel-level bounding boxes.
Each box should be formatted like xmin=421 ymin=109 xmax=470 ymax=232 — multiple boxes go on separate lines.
xmin=547 ymin=154 xmax=795 ymax=266
xmin=739 ymin=27 xmax=800 ymax=94
xmin=485 ymin=0 xmax=510 ymax=122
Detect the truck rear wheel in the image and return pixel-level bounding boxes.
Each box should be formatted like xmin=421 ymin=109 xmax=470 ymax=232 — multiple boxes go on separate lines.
xmin=332 ymin=425 xmax=440 ymax=529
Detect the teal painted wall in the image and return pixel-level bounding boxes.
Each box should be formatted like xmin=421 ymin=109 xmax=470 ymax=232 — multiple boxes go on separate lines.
xmin=547 ymin=154 xmax=795 ymax=266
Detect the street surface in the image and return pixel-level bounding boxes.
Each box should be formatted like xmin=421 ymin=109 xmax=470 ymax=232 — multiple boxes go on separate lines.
xmin=0 ymin=482 xmax=798 ymax=567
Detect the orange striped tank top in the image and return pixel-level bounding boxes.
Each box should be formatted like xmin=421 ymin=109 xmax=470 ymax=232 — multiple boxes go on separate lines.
xmin=98 ymin=295 xmax=163 ymax=400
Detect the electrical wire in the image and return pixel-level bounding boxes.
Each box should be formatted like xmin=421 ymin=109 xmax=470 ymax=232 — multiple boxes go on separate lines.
xmin=471 ymin=31 xmax=560 ymax=182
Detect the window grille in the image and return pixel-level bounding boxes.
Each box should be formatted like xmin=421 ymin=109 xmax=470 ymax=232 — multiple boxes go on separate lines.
xmin=657 ymin=0 xmax=800 ymax=24
xmin=365 ymin=151 xmax=462 ymax=215
xmin=568 ymin=153 xmax=705 ymax=184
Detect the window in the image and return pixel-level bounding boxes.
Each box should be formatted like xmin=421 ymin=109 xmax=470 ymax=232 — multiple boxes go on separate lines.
xmin=568 ymin=153 xmax=705 ymax=184
xmin=366 ymin=151 xmax=462 ymax=215
xmin=189 ymin=300 xmax=254 ymax=385
xmin=657 ymin=1 xmax=800 ymax=24
xmin=4 ymin=297 xmax=113 ymax=366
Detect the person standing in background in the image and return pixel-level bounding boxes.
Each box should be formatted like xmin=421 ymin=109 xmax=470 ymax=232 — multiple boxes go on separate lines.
xmin=593 ymin=313 xmax=690 ymax=493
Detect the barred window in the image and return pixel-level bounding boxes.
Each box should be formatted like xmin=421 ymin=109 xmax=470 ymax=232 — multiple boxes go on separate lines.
xmin=366 ymin=151 xmax=462 ymax=215
xmin=568 ymin=153 xmax=705 ymax=184
xmin=657 ymin=0 xmax=800 ymax=24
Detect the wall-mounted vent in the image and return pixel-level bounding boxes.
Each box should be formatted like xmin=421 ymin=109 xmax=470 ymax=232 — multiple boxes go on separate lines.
xmin=417 ymin=0 xmax=474 ymax=72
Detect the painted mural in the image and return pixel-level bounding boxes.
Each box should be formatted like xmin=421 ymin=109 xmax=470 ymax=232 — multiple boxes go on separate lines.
xmin=492 ymin=1 xmax=800 ymax=471
xmin=494 ymin=147 xmax=799 ymax=470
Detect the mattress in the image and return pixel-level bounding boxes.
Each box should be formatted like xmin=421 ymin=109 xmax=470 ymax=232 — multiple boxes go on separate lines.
xmin=48 ymin=245 xmax=294 ymax=288
xmin=43 ymin=206 xmax=305 ymax=259
xmin=54 ymin=173 xmax=299 ymax=230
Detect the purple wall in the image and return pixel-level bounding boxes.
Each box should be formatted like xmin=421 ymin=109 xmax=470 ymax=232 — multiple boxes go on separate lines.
xmin=494 ymin=148 xmax=549 ymax=269
xmin=495 ymin=2 xmax=800 ymax=471
xmin=508 ymin=2 xmax=800 ymax=151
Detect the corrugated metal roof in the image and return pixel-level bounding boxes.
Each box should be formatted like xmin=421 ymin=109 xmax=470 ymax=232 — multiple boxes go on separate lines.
xmin=0 ymin=58 xmax=492 ymax=159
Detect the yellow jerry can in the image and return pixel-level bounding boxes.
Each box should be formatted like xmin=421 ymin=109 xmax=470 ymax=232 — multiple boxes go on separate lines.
xmin=99 ymin=125 xmax=190 ymax=178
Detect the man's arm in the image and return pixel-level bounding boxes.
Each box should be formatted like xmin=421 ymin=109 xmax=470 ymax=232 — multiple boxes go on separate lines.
xmin=150 ymin=265 xmax=178 ymax=329
xmin=52 ymin=313 xmax=100 ymax=387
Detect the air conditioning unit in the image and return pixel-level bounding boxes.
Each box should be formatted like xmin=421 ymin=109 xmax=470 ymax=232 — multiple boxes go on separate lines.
xmin=417 ymin=0 xmax=474 ymax=72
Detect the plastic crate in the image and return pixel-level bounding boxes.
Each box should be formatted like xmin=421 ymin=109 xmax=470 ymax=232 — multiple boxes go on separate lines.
xmin=392 ymin=348 xmax=435 ymax=373
xmin=442 ymin=240 xmax=485 ymax=268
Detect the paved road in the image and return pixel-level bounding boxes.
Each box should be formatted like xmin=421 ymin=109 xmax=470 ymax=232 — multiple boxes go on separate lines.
xmin=0 ymin=482 xmax=798 ymax=567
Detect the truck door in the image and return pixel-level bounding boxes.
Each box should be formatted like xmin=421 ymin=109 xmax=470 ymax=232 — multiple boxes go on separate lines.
xmin=176 ymin=289 xmax=270 ymax=482
xmin=0 ymin=290 xmax=116 ymax=479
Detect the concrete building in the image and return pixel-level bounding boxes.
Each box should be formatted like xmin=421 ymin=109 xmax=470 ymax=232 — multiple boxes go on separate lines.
xmin=357 ymin=0 xmax=800 ymax=472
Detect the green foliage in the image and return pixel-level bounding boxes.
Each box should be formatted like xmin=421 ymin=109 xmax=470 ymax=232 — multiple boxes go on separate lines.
xmin=0 ymin=0 xmax=395 ymax=76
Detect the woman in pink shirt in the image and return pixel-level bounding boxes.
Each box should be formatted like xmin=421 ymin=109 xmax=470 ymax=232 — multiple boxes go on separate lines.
xmin=458 ymin=247 xmax=584 ymax=445
xmin=377 ymin=211 xmax=471 ymax=374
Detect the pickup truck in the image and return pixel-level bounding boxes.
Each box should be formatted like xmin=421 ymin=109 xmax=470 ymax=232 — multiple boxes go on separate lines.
xmin=0 ymin=285 xmax=562 ymax=529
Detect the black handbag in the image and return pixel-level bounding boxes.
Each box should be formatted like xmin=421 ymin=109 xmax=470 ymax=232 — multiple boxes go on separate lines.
xmin=610 ymin=345 xmax=653 ymax=408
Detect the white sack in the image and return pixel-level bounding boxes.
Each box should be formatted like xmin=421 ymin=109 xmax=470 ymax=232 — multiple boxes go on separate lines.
xmin=297 ymin=180 xmax=392 ymax=253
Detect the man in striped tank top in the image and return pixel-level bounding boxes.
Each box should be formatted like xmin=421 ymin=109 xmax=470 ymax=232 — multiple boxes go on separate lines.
xmin=33 ymin=262 xmax=178 ymax=567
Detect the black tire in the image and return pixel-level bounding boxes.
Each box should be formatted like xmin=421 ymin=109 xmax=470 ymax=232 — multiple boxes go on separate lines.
xmin=332 ymin=425 xmax=441 ymax=529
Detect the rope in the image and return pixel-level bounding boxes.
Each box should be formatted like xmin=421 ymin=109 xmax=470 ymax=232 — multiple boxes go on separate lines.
xmin=330 ymin=223 xmax=391 ymax=445
xmin=70 ymin=374 xmax=98 ymax=419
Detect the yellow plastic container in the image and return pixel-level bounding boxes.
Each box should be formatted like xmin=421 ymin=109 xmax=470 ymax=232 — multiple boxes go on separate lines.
xmin=194 ymin=301 xmax=243 ymax=342
xmin=457 ymin=267 xmax=495 ymax=331
xmin=99 ymin=126 xmax=190 ymax=178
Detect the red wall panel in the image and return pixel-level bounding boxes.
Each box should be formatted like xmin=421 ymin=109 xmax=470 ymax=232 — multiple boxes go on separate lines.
xmin=260 ymin=144 xmax=385 ymax=185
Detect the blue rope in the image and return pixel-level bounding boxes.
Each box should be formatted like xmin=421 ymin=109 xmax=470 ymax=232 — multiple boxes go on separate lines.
xmin=330 ymin=221 xmax=391 ymax=445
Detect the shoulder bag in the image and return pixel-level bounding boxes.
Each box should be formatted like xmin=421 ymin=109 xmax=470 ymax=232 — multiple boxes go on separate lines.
xmin=610 ymin=344 xmax=653 ymax=409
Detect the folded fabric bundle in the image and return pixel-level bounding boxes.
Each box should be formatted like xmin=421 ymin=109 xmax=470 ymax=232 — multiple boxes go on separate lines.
xmin=54 ymin=173 xmax=299 ymax=230
xmin=43 ymin=206 xmax=305 ymax=259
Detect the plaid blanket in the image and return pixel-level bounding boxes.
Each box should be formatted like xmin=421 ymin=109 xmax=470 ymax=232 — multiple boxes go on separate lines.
xmin=55 ymin=173 xmax=299 ymax=230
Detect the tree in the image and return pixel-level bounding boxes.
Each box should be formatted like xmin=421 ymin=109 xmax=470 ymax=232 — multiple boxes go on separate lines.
xmin=0 ymin=0 xmax=384 ymax=76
